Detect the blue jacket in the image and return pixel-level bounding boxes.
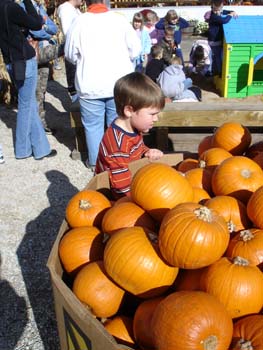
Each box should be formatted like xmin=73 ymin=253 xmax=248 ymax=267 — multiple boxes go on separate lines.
xmin=19 ymin=1 xmax=57 ymax=42
xmin=208 ymin=10 xmax=232 ymax=43
xmin=155 ymin=17 xmax=189 ymax=45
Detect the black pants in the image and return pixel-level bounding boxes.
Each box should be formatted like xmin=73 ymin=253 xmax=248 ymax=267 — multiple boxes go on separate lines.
xmin=64 ymin=58 xmax=76 ymax=96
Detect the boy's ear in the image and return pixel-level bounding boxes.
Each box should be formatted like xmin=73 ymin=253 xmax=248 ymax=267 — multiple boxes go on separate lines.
xmin=124 ymin=105 xmax=134 ymax=117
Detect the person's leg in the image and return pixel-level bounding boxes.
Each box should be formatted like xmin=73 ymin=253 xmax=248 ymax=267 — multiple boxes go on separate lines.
xmin=36 ymin=66 xmax=49 ymax=130
xmin=176 ymin=48 xmax=184 ymax=66
xmin=211 ymin=45 xmax=222 ymax=76
xmin=64 ymin=59 xmax=77 ymax=100
xmin=105 ymin=97 xmax=117 ymax=127
xmin=79 ymin=98 xmax=106 ymax=166
xmin=10 ymin=58 xmax=51 ymax=159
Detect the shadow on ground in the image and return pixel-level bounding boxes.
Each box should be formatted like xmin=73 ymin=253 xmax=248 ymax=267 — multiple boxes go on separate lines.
xmin=16 ymin=170 xmax=79 ymax=350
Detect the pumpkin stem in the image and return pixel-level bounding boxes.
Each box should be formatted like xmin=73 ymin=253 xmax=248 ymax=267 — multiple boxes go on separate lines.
xmin=240 ymin=169 xmax=251 ymax=179
xmin=232 ymin=256 xmax=249 ymax=266
xmin=234 ymin=338 xmax=253 ymax=350
xmin=240 ymin=229 xmax=254 ymax=241
xmin=199 ymin=160 xmax=206 ymax=168
xmin=194 ymin=206 xmax=212 ymax=222
xmin=79 ymin=199 xmax=92 ymax=210
xmin=201 ymin=335 xmax=218 ymax=350
xmin=228 ymin=220 xmax=236 ymax=233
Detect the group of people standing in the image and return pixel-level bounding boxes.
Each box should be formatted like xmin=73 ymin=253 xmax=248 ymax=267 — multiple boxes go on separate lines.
xmin=0 ymin=0 xmax=237 ymax=195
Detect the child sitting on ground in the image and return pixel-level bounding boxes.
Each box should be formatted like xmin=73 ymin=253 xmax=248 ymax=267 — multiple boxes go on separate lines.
xmin=95 ymin=72 xmax=165 ymax=199
xmin=157 ymin=56 xmax=200 ymax=102
xmin=189 ymin=39 xmax=212 ymax=76
xmin=145 ymin=44 xmax=165 ymax=83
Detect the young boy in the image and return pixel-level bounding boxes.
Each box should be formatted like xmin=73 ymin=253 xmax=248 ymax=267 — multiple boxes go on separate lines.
xmin=145 ymin=44 xmax=165 ymax=83
xmin=208 ymin=0 xmax=238 ymax=75
xmin=160 ymin=27 xmax=178 ymax=67
xmin=95 ymin=72 xmax=165 ymax=198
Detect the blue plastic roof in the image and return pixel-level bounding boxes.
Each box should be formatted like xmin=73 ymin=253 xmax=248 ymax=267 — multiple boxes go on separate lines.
xmin=223 ymin=15 xmax=263 ymax=44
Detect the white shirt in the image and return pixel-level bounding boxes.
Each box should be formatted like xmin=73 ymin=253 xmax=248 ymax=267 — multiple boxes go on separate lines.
xmin=57 ymin=2 xmax=81 ymax=38
xmin=65 ymin=10 xmax=141 ymax=99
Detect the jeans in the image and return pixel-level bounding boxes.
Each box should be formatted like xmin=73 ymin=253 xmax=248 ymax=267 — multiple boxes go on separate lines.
xmin=7 ymin=57 xmax=50 ymax=159
xmin=79 ymin=97 xmax=117 ymax=166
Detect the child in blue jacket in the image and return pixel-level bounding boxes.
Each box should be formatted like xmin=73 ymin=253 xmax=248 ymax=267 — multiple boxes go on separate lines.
xmin=155 ymin=9 xmax=189 ymax=66
xmin=208 ymin=0 xmax=238 ymax=75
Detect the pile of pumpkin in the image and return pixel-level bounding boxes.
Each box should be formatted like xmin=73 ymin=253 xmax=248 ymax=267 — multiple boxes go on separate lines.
xmin=59 ymin=122 xmax=263 ymax=350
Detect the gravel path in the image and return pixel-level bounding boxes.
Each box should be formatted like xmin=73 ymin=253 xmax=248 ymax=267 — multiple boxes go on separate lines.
xmin=0 ymin=68 xmax=93 ymax=350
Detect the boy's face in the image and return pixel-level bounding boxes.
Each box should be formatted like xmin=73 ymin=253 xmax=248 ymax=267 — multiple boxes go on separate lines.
xmin=164 ymin=33 xmax=174 ymax=44
xmin=130 ymin=106 xmax=161 ymax=133
xmin=212 ymin=5 xmax=223 ymax=15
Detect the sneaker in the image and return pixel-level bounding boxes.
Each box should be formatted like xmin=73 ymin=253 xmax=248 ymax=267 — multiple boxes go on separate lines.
xmin=35 ymin=149 xmax=57 ymax=160
xmin=0 ymin=155 xmax=5 ymax=164
xmin=44 ymin=127 xmax=57 ymax=135
xmin=54 ymin=63 xmax=62 ymax=70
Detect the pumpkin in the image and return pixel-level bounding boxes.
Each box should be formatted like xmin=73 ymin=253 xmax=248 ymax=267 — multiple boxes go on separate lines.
xmin=72 ymin=260 xmax=125 ymax=318
xmin=211 ymin=156 xmax=263 ymax=203
xmin=245 ymin=140 xmax=263 ymax=159
xmin=104 ymin=316 xmax=135 ymax=347
xmin=199 ymin=147 xmax=232 ymax=172
xmin=151 ymin=291 xmax=233 ymax=350
xmin=192 ymin=187 xmax=211 ymax=204
xmin=131 ymin=163 xmax=194 ymax=222
xmin=200 ymin=256 xmax=263 ymax=318
xmin=247 ymin=185 xmax=263 ymax=229
xmin=226 ymin=228 xmax=263 ymax=266
xmin=173 ymin=268 xmax=205 ymax=291
xmin=229 ymin=314 xmax=263 ymax=350
xmin=211 ymin=122 xmax=251 ymax=155
xmin=198 ymin=135 xmax=213 ymax=156
xmin=104 ymin=227 xmax=179 ymax=298
xmin=65 ymin=189 xmax=111 ymax=228
xmin=133 ymin=297 xmax=164 ymax=349
xmin=159 ymin=202 xmax=230 ymax=269
xmin=176 ymin=158 xmax=199 ymax=173
xmin=101 ymin=202 xmax=156 ymax=235
xmin=58 ymin=226 xmax=104 ymax=274
xmin=205 ymin=195 xmax=251 ymax=233
xmin=185 ymin=167 xmax=213 ymax=195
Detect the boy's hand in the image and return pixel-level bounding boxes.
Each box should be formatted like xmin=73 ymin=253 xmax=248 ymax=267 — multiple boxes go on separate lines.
xmin=144 ymin=149 xmax=164 ymax=161
xmin=230 ymin=11 xmax=238 ymax=18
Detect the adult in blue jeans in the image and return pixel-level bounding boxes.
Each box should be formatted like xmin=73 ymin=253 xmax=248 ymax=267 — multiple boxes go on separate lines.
xmin=65 ymin=0 xmax=141 ymax=169
xmin=0 ymin=0 xmax=56 ymax=160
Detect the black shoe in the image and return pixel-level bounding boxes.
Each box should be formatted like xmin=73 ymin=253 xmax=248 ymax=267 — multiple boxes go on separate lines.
xmin=44 ymin=127 xmax=57 ymax=135
xmin=35 ymin=149 xmax=57 ymax=160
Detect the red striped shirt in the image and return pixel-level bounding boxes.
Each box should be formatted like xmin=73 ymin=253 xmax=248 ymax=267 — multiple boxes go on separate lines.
xmin=95 ymin=121 xmax=149 ymax=198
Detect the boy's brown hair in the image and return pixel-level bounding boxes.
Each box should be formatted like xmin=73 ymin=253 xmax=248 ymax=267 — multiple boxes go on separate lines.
xmin=150 ymin=44 xmax=163 ymax=59
xmin=114 ymin=72 xmax=165 ymax=116
xmin=170 ymin=55 xmax=182 ymax=65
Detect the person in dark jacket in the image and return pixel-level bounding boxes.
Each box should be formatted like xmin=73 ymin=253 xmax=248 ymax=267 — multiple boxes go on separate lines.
xmin=145 ymin=44 xmax=165 ymax=83
xmin=208 ymin=0 xmax=238 ymax=75
xmin=155 ymin=9 xmax=189 ymax=65
xmin=0 ymin=0 xmax=56 ymax=160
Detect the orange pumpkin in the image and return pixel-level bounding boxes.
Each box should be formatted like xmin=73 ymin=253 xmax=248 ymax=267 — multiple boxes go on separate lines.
xmin=226 ymin=228 xmax=263 ymax=266
xmin=72 ymin=261 xmax=125 ymax=318
xmin=159 ymin=202 xmax=230 ymax=269
xmin=58 ymin=226 xmax=104 ymax=274
xmin=104 ymin=227 xmax=178 ymax=298
xmin=212 ymin=122 xmax=251 ymax=155
xmin=151 ymin=291 xmax=233 ymax=350
xmin=176 ymin=158 xmax=199 ymax=173
xmin=199 ymin=147 xmax=232 ymax=172
xmin=198 ymin=135 xmax=213 ymax=156
xmin=200 ymin=256 xmax=263 ymax=318
xmin=185 ymin=167 xmax=213 ymax=195
xmin=229 ymin=314 xmax=263 ymax=350
xmin=205 ymin=195 xmax=251 ymax=233
xmin=104 ymin=316 xmax=135 ymax=347
xmin=101 ymin=201 xmax=156 ymax=235
xmin=65 ymin=189 xmax=111 ymax=228
xmin=247 ymin=185 xmax=263 ymax=229
xmin=212 ymin=156 xmax=263 ymax=203
xmin=133 ymin=297 xmax=164 ymax=349
xmin=192 ymin=187 xmax=211 ymax=204
xmin=131 ymin=163 xmax=193 ymax=222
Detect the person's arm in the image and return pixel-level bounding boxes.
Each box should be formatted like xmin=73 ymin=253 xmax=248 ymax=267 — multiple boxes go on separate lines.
xmin=64 ymin=19 xmax=80 ymax=64
xmin=57 ymin=4 xmax=75 ymax=37
xmin=9 ymin=0 xmax=43 ymax=30
xmin=40 ymin=5 xmax=58 ymax=35
xmin=155 ymin=17 xmax=165 ymax=30
xmin=210 ymin=12 xmax=233 ymax=25
xmin=178 ymin=17 xmax=189 ymax=29
xmin=124 ymin=20 xmax=141 ymax=60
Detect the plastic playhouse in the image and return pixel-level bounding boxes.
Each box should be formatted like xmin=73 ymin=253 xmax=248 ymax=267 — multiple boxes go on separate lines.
xmin=215 ymin=15 xmax=263 ymax=98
